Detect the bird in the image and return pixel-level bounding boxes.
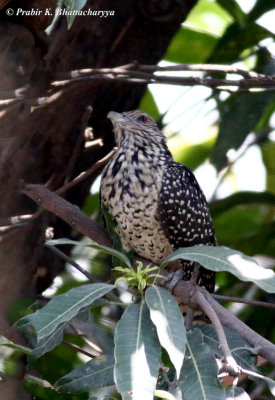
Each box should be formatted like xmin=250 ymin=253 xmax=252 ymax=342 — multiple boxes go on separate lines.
xmin=100 ymin=110 xmax=216 ymax=292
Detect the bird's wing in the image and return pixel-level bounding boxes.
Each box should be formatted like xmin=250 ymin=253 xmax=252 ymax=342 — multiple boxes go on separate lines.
xmin=156 ymin=161 xmax=216 ymax=248
xmin=156 ymin=161 xmax=216 ymax=291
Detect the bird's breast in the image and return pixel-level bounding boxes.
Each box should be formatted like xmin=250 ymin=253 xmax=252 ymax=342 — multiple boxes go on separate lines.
xmin=100 ymin=151 xmax=173 ymax=263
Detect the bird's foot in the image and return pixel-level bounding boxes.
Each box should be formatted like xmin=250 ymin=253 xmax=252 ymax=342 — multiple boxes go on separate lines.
xmin=161 ymin=270 xmax=185 ymax=293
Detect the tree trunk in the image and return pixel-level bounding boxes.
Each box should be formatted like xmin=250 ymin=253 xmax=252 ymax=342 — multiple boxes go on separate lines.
xmin=0 ymin=0 xmax=197 ymax=397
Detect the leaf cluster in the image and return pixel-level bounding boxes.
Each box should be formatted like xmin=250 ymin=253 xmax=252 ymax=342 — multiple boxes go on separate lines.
xmin=1 ymin=241 xmax=275 ymax=399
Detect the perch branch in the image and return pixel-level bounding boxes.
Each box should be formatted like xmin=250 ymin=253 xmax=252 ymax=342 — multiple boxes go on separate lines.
xmin=22 ymin=184 xmax=111 ymax=247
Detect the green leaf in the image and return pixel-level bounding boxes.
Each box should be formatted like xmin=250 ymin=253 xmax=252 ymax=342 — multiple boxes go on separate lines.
xmin=114 ymin=302 xmax=161 ymax=400
xmin=90 ymin=243 xmax=132 ymax=268
xmin=208 ymin=22 xmax=272 ymax=63
xmin=155 ymin=390 xmax=177 ymax=400
xmin=211 ymin=91 xmax=275 ymax=171
xmin=216 ymin=0 xmax=245 ymax=23
xmin=47 ymin=238 xmax=132 ymax=268
xmin=64 ymin=0 xmax=87 ymax=28
xmin=55 ymin=353 xmax=115 ymax=393
xmin=178 ymin=329 xmax=225 ymax=400
xmin=145 ymin=286 xmax=186 ymax=379
xmin=164 ymin=26 xmax=218 ymax=64
xmin=101 ymin=206 xmax=134 ymax=266
xmin=161 ymin=245 xmax=275 ymax=293
xmin=199 ymin=325 xmax=256 ymax=369
xmin=187 ymin=0 xmax=232 ymax=36
xmin=261 ymin=140 xmax=275 ymax=195
xmin=210 ymin=191 xmax=275 ymax=217
xmin=31 ymin=323 xmax=67 ymax=359
xmin=0 ymin=336 xmax=31 ymax=355
xmin=211 ymin=202 xmax=275 ymax=257
xmin=82 ymin=192 xmax=100 ymax=216
xmin=174 ymin=138 xmax=215 ymax=171
xmin=139 ymin=89 xmax=161 ymax=120
xmin=17 ymin=283 xmax=114 ymax=341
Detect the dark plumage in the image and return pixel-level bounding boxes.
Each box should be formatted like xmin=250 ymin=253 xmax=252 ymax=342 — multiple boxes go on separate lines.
xmin=100 ymin=110 xmax=216 ymax=292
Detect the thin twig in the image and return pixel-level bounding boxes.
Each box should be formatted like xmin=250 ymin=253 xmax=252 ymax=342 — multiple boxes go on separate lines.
xmin=68 ymin=324 xmax=103 ymax=354
xmin=56 ymin=147 xmax=117 ymax=196
xmin=250 ymin=369 xmax=275 ymax=398
xmin=62 ymin=339 xmax=98 ymax=358
xmin=19 ymin=149 xmax=116 ymax=225
xmin=45 ymin=243 xmax=120 ymax=302
xmin=64 ymin=105 xmax=93 ymax=184
xmin=213 ymin=294 xmax=275 ymax=310
xmin=204 ymin=289 xmax=275 ymax=364
xmin=210 ymin=133 xmax=258 ymax=200
xmin=193 ymin=289 xmax=239 ymax=374
xmin=45 ymin=243 xmax=98 ymax=283
xmin=0 ymin=214 xmax=32 ymax=227
xmin=240 ymin=368 xmax=269 ymax=379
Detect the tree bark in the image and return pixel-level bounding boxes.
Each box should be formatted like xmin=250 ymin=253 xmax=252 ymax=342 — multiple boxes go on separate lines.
xmin=0 ymin=0 xmax=197 ymax=397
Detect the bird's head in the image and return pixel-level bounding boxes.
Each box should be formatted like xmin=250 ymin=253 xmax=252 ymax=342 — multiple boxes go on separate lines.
xmin=107 ymin=110 xmax=167 ymax=149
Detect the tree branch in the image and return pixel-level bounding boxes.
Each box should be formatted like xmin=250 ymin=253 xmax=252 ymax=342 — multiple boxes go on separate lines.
xmin=193 ymin=289 xmax=239 ymax=374
xmin=205 ymin=289 xmax=275 ymax=365
xmin=50 ymin=72 xmax=275 ymax=92
xmin=2 ymin=63 xmax=275 ymax=107
xmin=167 ymin=279 xmax=275 ymax=365
xmin=22 ymin=184 xmax=111 ymax=247
xmin=49 ymin=63 xmax=275 ymax=91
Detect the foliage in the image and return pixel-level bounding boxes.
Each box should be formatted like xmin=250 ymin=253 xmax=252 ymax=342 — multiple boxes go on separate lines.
xmin=1 ymin=242 xmax=274 ymax=399
xmin=1 ymin=0 xmax=275 ymax=399
xmin=114 ymin=262 xmax=161 ymax=292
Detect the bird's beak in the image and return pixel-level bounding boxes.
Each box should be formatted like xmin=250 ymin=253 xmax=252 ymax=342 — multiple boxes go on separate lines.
xmin=107 ymin=111 xmax=124 ymax=124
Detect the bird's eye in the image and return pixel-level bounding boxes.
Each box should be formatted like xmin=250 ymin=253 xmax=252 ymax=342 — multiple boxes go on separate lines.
xmin=137 ymin=115 xmax=148 ymax=123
